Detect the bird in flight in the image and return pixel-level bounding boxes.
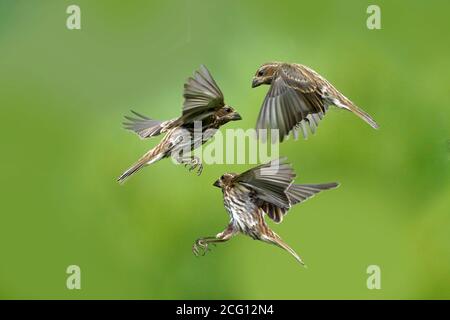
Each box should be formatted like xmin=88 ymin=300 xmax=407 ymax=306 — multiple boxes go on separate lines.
xmin=117 ymin=65 xmax=241 ymax=183
xmin=252 ymin=62 xmax=379 ymax=142
xmin=192 ymin=157 xmax=339 ymax=266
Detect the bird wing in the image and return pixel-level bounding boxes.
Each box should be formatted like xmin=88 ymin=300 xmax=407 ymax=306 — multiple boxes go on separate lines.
xmin=234 ymin=157 xmax=295 ymax=209
xmin=259 ymin=202 xmax=289 ymax=224
xmin=259 ymin=182 xmax=339 ymax=224
xmin=287 ymin=182 xmax=339 ymax=205
xmin=182 ymin=65 xmax=225 ymax=123
xmin=256 ymin=63 xmax=328 ymax=142
xmin=122 ymin=110 xmax=175 ymax=139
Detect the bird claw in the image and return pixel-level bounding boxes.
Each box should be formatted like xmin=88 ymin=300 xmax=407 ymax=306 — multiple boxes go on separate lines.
xmin=196 ymin=163 xmax=203 ymax=176
xmin=184 ymin=157 xmax=203 ymax=175
xmin=192 ymin=239 xmax=210 ymax=257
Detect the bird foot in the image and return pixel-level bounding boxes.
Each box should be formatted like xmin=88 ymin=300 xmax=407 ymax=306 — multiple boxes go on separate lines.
xmin=184 ymin=157 xmax=203 ymax=175
xmin=192 ymin=239 xmax=212 ymax=256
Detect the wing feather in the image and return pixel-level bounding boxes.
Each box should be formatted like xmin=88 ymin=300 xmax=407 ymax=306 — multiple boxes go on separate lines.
xmin=234 ymin=157 xmax=295 ymax=208
xmin=287 ymin=183 xmax=339 ymax=205
xmin=233 ymin=157 xmax=339 ymax=223
xmin=261 ymin=182 xmax=339 ymax=224
xmin=122 ymin=110 xmax=174 ymax=139
xmin=182 ymin=65 xmax=224 ymax=122
xmin=256 ymin=64 xmax=329 ymax=142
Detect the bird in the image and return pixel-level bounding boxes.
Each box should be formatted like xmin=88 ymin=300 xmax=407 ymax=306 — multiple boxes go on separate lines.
xmin=117 ymin=65 xmax=242 ymax=183
xmin=192 ymin=157 xmax=339 ymax=266
xmin=252 ymin=62 xmax=379 ymax=142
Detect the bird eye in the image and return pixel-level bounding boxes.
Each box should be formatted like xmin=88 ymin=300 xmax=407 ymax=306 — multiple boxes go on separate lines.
xmin=220 ymin=175 xmax=225 ymax=180
xmin=224 ymin=107 xmax=232 ymax=113
xmin=257 ymin=70 xmax=264 ymax=77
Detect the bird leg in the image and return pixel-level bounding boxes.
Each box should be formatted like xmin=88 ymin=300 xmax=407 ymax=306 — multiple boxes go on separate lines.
xmin=192 ymin=225 xmax=235 ymax=256
xmin=176 ymin=155 xmax=203 ymax=175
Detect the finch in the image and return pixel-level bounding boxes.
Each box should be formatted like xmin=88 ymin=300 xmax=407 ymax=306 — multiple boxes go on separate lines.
xmin=117 ymin=65 xmax=242 ymax=183
xmin=192 ymin=157 xmax=339 ymax=266
xmin=252 ymin=62 xmax=379 ymax=142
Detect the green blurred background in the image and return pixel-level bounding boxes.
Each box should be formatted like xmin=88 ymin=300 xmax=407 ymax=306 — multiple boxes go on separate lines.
xmin=0 ymin=0 xmax=449 ymax=299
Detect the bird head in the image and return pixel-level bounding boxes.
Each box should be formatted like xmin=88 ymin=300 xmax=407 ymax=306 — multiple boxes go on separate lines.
xmin=214 ymin=105 xmax=242 ymax=124
xmin=252 ymin=62 xmax=280 ymax=88
xmin=213 ymin=173 xmax=236 ymax=188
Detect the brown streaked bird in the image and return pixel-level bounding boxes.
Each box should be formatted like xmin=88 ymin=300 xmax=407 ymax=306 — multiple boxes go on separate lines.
xmin=252 ymin=62 xmax=379 ymax=142
xmin=192 ymin=157 xmax=339 ymax=266
xmin=117 ymin=65 xmax=242 ymax=183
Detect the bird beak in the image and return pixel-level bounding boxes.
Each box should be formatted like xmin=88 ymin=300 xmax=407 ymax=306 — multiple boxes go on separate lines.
xmin=252 ymin=77 xmax=261 ymax=88
xmin=213 ymin=179 xmax=221 ymax=188
xmin=230 ymin=112 xmax=242 ymax=121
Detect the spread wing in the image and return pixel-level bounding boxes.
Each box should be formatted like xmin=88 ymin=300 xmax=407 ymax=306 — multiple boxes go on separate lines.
xmin=256 ymin=64 xmax=328 ymax=142
xmin=260 ymin=182 xmax=339 ymax=224
xmin=234 ymin=157 xmax=339 ymax=223
xmin=182 ymin=65 xmax=225 ymax=123
xmin=287 ymin=183 xmax=339 ymax=205
xmin=122 ymin=110 xmax=175 ymax=139
xmin=234 ymin=157 xmax=295 ymax=209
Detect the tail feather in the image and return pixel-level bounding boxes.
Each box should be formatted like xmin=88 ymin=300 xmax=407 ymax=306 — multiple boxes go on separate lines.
xmin=265 ymin=233 xmax=305 ymax=267
xmin=117 ymin=159 xmax=147 ymax=184
xmin=334 ymin=99 xmax=379 ymax=129
xmin=117 ymin=150 xmax=164 ymax=184
xmin=348 ymin=104 xmax=379 ymax=129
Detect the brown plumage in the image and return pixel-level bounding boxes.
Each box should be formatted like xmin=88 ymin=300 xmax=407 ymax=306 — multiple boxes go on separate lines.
xmin=117 ymin=65 xmax=241 ymax=183
xmin=192 ymin=157 xmax=339 ymax=266
xmin=252 ymin=62 xmax=379 ymax=142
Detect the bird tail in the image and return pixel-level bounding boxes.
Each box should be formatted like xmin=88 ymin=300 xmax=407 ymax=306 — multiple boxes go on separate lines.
xmin=264 ymin=232 xmax=305 ymax=267
xmin=334 ymin=98 xmax=379 ymax=129
xmin=348 ymin=104 xmax=379 ymax=129
xmin=117 ymin=149 xmax=164 ymax=184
